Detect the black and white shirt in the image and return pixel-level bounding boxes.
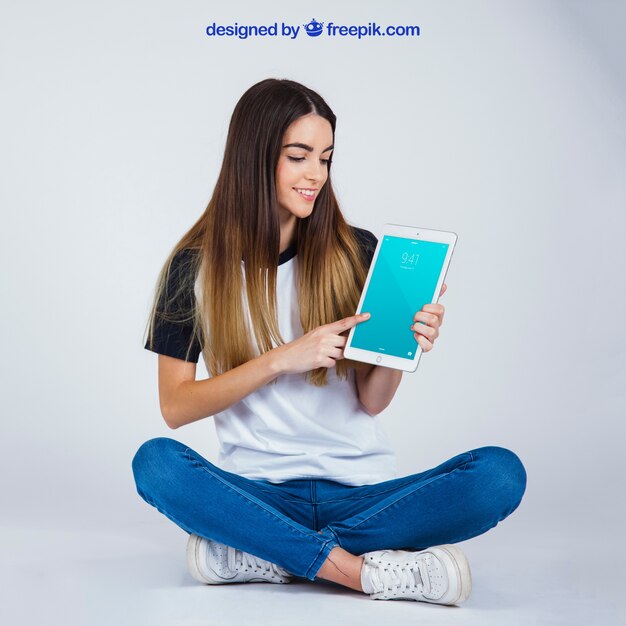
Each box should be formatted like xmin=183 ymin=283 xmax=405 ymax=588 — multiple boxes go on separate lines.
xmin=145 ymin=226 xmax=398 ymax=485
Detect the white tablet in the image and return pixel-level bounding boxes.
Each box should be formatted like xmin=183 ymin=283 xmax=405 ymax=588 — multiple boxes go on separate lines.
xmin=344 ymin=223 xmax=457 ymax=372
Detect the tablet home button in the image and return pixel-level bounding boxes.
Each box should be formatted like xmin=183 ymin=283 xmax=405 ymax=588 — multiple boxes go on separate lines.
xmin=376 ymin=356 xmax=382 ymax=363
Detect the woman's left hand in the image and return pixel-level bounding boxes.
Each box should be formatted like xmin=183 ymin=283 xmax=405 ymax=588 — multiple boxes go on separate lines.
xmin=411 ymin=283 xmax=447 ymax=353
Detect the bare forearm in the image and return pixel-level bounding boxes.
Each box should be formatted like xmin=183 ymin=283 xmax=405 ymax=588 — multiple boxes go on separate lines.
xmin=358 ymin=365 xmax=403 ymax=415
xmin=165 ymin=351 xmax=282 ymax=429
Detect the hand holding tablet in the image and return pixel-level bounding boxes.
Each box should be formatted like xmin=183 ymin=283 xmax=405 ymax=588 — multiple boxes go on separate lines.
xmin=344 ymin=223 xmax=457 ymax=373
xmin=410 ymin=282 xmax=447 ymax=353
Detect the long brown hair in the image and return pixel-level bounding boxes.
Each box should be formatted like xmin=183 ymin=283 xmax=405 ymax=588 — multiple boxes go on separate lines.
xmin=145 ymin=78 xmax=371 ymax=387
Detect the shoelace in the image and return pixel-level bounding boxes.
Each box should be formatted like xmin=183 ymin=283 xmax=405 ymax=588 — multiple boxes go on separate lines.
xmin=378 ymin=559 xmax=431 ymax=596
xmin=227 ymin=546 xmax=287 ymax=577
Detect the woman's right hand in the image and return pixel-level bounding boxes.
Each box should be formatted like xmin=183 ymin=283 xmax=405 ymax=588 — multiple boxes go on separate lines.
xmin=269 ymin=312 xmax=371 ymax=375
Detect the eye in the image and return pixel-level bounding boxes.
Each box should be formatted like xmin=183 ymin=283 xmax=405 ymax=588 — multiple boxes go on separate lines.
xmin=287 ymin=156 xmax=332 ymax=165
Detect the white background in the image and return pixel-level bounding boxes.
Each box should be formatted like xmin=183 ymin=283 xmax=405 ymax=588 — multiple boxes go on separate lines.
xmin=1 ymin=1 xmax=624 ymax=624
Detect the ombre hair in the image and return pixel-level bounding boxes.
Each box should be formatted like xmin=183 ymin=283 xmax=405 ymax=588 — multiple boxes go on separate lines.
xmin=144 ymin=78 xmax=371 ymax=387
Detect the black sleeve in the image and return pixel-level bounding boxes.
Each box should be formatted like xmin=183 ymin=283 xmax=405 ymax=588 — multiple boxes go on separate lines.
xmin=351 ymin=226 xmax=378 ymax=270
xmin=144 ymin=249 xmax=203 ymax=363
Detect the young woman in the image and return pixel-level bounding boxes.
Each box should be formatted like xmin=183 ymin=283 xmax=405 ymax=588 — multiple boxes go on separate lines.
xmin=132 ymin=78 xmax=527 ymax=606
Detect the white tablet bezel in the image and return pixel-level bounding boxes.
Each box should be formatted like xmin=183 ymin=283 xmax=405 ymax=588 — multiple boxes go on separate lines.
xmin=344 ymin=223 xmax=457 ymax=373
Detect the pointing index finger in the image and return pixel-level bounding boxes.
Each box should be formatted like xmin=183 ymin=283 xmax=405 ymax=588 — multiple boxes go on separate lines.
xmin=341 ymin=312 xmax=370 ymax=328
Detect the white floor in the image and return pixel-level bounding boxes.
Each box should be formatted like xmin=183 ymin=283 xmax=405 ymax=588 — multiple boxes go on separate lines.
xmin=2 ymin=514 xmax=624 ymax=626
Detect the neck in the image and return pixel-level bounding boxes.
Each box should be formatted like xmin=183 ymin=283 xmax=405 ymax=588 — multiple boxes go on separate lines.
xmin=279 ymin=214 xmax=297 ymax=254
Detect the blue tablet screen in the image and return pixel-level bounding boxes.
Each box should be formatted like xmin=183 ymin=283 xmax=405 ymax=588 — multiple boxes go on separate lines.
xmin=351 ymin=235 xmax=449 ymax=359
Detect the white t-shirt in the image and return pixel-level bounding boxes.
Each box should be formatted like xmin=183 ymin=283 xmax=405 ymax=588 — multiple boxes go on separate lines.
xmin=146 ymin=226 xmax=399 ymax=485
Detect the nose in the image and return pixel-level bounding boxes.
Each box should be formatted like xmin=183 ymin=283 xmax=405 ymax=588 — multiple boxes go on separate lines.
xmin=304 ymin=159 xmax=326 ymax=183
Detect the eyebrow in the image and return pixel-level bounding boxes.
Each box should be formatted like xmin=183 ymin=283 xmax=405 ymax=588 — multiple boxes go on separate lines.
xmin=283 ymin=142 xmax=334 ymax=153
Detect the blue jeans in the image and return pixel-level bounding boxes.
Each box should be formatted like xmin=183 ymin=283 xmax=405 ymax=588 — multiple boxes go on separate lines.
xmin=131 ymin=438 xmax=526 ymax=581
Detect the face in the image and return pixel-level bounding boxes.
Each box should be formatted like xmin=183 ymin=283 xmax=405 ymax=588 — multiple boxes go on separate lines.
xmin=275 ymin=113 xmax=334 ymax=222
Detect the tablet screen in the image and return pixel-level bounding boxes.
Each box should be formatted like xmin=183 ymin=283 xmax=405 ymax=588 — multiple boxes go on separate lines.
xmin=351 ymin=235 xmax=450 ymax=359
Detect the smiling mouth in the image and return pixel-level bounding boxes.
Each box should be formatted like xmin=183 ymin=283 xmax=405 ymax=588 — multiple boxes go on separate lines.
xmin=293 ymin=188 xmax=318 ymax=199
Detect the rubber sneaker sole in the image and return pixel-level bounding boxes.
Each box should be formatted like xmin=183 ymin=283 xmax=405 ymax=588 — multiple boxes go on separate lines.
xmin=429 ymin=544 xmax=472 ymax=605
xmin=187 ymin=533 xmax=223 ymax=584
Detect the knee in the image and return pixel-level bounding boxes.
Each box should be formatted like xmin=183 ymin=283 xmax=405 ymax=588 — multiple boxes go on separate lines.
xmin=131 ymin=437 xmax=185 ymax=493
xmin=472 ymin=446 xmax=527 ymax=516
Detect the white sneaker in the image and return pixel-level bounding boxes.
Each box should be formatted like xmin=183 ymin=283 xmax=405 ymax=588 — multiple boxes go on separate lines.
xmin=359 ymin=544 xmax=471 ymax=605
xmin=186 ymin=534 xmax=294 ymax=585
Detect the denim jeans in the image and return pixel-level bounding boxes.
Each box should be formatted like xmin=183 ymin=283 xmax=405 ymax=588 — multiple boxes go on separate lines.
xmin=131 ymin=438 xmax=526 ymax=581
